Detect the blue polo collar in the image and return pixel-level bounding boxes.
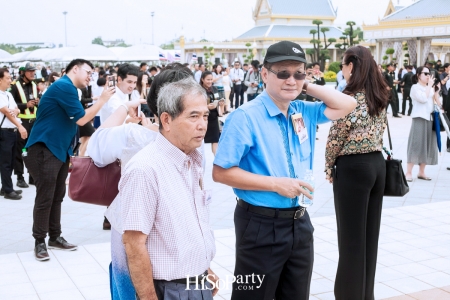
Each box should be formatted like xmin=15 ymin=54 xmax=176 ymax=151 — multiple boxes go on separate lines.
xmin=260 ymin=91 xmax=298 ymax=118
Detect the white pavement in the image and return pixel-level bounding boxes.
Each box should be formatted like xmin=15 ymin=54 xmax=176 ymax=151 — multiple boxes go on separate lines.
xmin=0 ymin=96 xmax=450 ymax=299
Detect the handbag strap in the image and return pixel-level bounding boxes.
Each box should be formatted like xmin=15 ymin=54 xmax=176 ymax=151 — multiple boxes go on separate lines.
xmin=383 ymin=115 xmax=394 ymax=159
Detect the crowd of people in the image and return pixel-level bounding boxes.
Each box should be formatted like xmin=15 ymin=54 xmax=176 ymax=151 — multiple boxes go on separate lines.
xmin=0 ymin=39 xmax=449 ymax=300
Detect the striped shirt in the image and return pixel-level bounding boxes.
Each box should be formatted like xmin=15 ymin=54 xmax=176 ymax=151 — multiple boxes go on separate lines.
xmin=119 ymin=133 xmax=215 ymax=280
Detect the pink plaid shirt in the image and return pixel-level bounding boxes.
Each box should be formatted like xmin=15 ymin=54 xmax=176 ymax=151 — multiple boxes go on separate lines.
xmin=119 ymin=133 xmax=216 ymax=280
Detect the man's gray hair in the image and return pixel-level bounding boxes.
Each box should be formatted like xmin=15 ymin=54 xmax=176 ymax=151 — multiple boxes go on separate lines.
xmin=157 ymin=77 xmax=207 ymax=121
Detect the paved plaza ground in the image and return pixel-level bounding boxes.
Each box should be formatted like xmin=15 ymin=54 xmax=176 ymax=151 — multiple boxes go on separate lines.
xmin=0 ymin=94 xmax=450 ymax=299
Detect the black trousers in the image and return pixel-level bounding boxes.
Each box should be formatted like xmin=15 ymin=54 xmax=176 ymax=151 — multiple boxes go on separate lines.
xmin=232 ymin=203 xmax=314 ymax=300
xmin=401 ymin=88 xmax=413 ymax=116
xmin=232 ymin=85 xmax=242 ymax=109
xmin=15 ymin=119 xmax=34 ymax=178
xmin=332 ymin=152 xmax=385 ymax=300
xmin=25 ymin=143 xmax=69 ymax=240
xmin=387 ymin=90 xmax=400 ymax=116
xmin=0 ymin=129 xmax=17 ymax=193
xmin=239 ymin=85 xmax=246 ymax=106
xmin=443 ymin=93 xmax=450 ymax=148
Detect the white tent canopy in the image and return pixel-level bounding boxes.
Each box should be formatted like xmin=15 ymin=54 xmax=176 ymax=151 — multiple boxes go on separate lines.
xmin=24 ymin=48 xmax=54 ymax=62
xmin=6 ymin=51 xmax=31 ymax=63
xmin=109 ymin=47 xmax=127 ymax=57
xmin=119 ymin=44 xmax=162 ymax=61
xmin=0 ymin=49 xmax=12 ymax=61
xmin=44 ymin=45 xmax=118 ymax=62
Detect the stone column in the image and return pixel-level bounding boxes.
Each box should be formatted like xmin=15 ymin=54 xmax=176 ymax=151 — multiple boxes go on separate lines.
xmin=375 ymin=41 xmax=381 ymax=64
xmin=333 ymin=48 xmax=337 ymax=62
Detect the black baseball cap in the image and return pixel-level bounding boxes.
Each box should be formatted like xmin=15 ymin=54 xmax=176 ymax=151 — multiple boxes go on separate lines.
xmin=264 ymin=41 xmax=307 ymax=64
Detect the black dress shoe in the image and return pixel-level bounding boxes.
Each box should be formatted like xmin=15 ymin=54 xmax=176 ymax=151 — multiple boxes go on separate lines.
xmin=393 ymin=115 xmax=402 ymax=118
xmin=4 ymin=191 xmax=22 ymax=200
xmin=16 ymin=179 xmax=29 ymax=188
xmin=0 ymin=189 xmax=22 ymax=196
xmin=35 ymin=243 xmax=50 ymax=261
xmin=48 ymin=237 xmax=77 ymax=251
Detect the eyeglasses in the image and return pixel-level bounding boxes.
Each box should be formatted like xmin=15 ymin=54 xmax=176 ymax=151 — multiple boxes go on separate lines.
xmin=421 ymin=72 xmax=431 ymax=76
xmin=267 ymin=68 xmax=306 ymax=81
xmin=81 ymin=67 xmax=93 ymax=78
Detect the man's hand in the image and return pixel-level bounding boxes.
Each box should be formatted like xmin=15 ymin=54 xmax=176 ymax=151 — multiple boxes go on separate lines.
xmin=207 ymin=268 xmax=220 ymax=297
xmin=26 ymin=101 xmax=36 ymax=108
xmin=273 ymin=177 xmax=314 ymax=199
xmin=9 ymin=108 xmax=20 ymax=117
xmin=98 ymin=86 xmax=115 ymax=103
xmin=126 ymin=99 xmax=147 ymax=119
xmin=18 ymin=125 xmax=27 ymax=139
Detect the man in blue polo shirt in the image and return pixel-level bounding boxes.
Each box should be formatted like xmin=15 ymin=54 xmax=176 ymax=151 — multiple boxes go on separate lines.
xmin=213 ymin=41 xmax=357 ymax=299
xmin=25 ymin=59 xmax=115 ymax=261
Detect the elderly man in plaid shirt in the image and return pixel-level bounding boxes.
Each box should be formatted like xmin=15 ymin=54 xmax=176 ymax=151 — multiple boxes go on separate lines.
xmin=115 ymin=78 xmax=219 ymax=300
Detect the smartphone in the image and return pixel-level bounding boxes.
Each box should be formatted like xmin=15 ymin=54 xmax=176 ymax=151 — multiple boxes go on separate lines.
xmin=108 ymin=76 xmax=115 ymax=87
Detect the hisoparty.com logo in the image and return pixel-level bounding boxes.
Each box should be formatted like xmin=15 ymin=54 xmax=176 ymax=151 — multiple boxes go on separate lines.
xmin=186 ymin=273 xmax=265 ymax=291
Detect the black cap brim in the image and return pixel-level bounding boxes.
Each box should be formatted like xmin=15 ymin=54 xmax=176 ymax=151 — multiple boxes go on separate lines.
xmin=25 ymin=68 xmax=36 ymax=71
xmin=265 ymin=56 xmax=307 ymax=64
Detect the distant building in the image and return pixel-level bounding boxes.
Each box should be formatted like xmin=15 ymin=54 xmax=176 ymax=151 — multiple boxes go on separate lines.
xmin=15 ymin=42 xmax=55 ymax=49
xmin=363 ymin=0 xmax=450 ymax=65
xmin=177 ymin=0 xmax=346 ymax=66
xmin=103 ymin=39 xmax=126 ymax=47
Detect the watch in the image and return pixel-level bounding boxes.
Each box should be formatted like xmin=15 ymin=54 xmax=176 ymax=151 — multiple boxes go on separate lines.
xmin=302 ymin=80 xmax=309 ymax=95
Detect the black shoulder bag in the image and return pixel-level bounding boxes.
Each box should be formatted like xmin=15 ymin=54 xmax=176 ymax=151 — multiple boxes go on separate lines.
xmin=383 ymin=118 xmax=410 ymax=196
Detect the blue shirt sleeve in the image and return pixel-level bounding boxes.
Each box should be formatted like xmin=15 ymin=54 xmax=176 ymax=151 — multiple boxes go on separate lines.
xmin=55 ymin=82 xmax=85 ymax=122
xmin=315 ymin=101 xmax=330 ymax=124
xmin=214 ymin=109 xmax=253 ymax=169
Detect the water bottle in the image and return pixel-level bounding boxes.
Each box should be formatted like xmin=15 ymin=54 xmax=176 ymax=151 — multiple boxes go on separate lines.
xmin=299 ymin=169 xmax=315 ymax=207
xmin=22 ymin=148 xmax=28 ymax=157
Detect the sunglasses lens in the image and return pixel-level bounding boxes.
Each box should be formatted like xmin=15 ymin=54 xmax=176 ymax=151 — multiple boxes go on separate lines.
xmin=293 ymin=73 xmax=306 ymax=80
xmin=276 ymin=71 xmax=291 ymax=80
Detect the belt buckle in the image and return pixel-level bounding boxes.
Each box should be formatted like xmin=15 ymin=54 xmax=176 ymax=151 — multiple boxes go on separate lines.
xmin=294 ymin=209 xmax=305 ymax=219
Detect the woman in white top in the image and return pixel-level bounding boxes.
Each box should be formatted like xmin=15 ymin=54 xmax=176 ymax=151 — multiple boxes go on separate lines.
xmin=222 ymin=67 xmax=232 ymax=113
xmin=212 ymin=64 xmax=224 ymax=97
xmin=405 ymin=66 xmax=443 ymax=181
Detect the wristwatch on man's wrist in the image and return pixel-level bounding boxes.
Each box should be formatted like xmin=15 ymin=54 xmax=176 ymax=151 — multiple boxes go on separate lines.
xmin=302 ymin=80 xmax=309 ymax=95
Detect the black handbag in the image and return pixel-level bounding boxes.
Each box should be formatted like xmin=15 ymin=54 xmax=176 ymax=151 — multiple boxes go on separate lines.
xmin=383 ymin=118 xmax=410 ymax=197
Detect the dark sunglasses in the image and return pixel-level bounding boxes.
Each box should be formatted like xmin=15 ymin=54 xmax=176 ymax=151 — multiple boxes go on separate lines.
xmin=421 ymin=72 xmax=431 ymax=76
xmin=268 ymin=68 xmax=306 ymax=80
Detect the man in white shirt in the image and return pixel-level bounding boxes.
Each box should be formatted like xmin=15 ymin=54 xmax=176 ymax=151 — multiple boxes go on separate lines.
xmin=100 ymin=64 xmax=139 ymax=123
xmin=0 ymin=68 xmax=27 ymax=200
xmin=229 ymin=61 xmax=244 ymax=109
xmin=195 ymin=63 xmax=205 ymax=83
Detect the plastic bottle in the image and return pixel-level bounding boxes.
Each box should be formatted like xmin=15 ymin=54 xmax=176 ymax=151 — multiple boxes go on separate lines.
xmin=22 ymin=148 xmax=27 ymax=157
xmin=299 ymin=169 xmax=315 ymax=207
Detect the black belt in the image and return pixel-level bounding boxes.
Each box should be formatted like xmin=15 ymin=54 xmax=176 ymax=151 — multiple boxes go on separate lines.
xmin=0 ymin=128 xmax=17 ymax=132
xmin=157 ymin=270 xmax=209 ymax=285
xmin=238 ymin=199 xmax=305 ymax=219
xmin=21 ymin=118 xmax=36 ymax=123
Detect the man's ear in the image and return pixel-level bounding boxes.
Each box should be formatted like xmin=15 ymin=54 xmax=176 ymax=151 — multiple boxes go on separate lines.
xmin=261 ymin=67 xmax=269 ymax=85
xmin=159 ymin=112 xmax=171 ymax=132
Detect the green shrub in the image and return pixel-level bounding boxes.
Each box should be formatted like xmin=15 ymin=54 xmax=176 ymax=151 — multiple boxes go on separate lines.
xmin=328 ymin=61 xmax=341 ymax=73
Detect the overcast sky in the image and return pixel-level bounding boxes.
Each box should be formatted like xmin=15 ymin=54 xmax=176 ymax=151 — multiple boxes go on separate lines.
xmin=1 ymin=0 xmax=414 ymax=47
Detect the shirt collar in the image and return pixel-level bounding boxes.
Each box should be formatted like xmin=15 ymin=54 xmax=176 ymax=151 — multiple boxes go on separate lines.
xmin=114 ymin=87 xmax=128 ymax=101
xmin=155 ymin=133 xmax=203 ymax=172
xmin=0 ymin=90 xmax=6 ymax=96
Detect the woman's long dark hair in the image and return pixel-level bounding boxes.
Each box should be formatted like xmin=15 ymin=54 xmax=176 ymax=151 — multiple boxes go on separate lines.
xmin=146 ymin=63 xmax=194 ymax=116
xmin=136 ymin=72 xmax=148 ymax=95
xmin=200 ymin=71 xmax=213 ymax=87
xmin=343 ymin=46 xmax=389 ymax=116
xmin=412 ymin=66 xmax=428 ymax=84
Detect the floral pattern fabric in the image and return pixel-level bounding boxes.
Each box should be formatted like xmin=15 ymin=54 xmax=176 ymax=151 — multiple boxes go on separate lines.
xmin=325 ymin=92 xmax=387 ymax=180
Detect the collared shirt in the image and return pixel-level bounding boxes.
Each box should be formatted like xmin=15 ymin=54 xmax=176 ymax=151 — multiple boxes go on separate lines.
xmin=119 ymin=133 xmax=215 ymax=280
xmin=214 ymin=90 xmax=329 ymax=208
xmin=25 ymin=75 xmax=85 ymax=162
xmin=337 ymin=79 xmax=347 ymax=92
xmin=229 ymin=68 xmax=244 ymax=85
xmin=0 ymin=90 xmax=21 ymax=128
xmin=100 ymin=87 xmax=129 ymax=123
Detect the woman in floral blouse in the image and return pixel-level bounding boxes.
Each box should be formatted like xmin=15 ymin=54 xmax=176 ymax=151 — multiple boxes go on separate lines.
xmin=325 ymin=46 xmax=390 ymax=300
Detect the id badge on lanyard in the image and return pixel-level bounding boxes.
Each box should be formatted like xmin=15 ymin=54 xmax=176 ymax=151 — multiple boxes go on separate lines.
xmin=291 ymin=113 xmax=308 ymax=144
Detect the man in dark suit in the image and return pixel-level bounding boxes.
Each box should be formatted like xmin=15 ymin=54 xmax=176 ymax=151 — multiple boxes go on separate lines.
xmin=400 ymin=65 xmax=414 ymax=116
xmin=440 ymin=63 xmax=450 ymax=151
xmin=384 ymin=63 xmax=401 ymax=118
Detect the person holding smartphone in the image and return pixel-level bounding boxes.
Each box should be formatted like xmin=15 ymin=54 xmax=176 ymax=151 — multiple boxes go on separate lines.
xmin=200 ymin=71 xmax=224 ymax=155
